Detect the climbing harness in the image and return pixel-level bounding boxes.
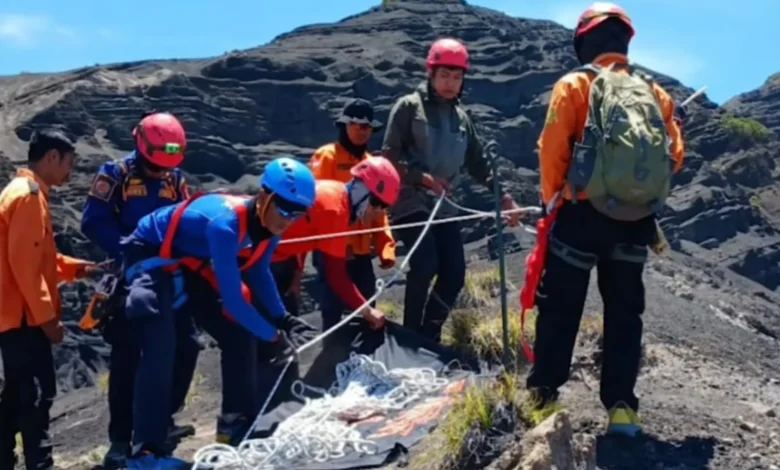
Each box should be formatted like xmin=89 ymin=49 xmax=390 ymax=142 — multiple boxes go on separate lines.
xmin=124 ymin=191 xmax=267 ymax=315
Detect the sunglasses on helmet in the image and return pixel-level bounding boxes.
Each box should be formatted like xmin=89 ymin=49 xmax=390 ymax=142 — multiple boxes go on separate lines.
xmin=272 ymin=193 xmax=309 ymax=219
xmin=368 ymin=194 xmax=389 ymax=210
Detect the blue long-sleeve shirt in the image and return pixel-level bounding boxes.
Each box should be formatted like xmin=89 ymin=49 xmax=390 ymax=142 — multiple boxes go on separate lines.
xmin=81 ymin=152 xmax=189 ymax=260
xmin=124 ymin=193 xmax=286 ymax=341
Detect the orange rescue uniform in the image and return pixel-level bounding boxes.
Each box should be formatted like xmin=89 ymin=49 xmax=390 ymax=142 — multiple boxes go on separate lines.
xmin=309 ymin=143 xmax=395 ymax=267
xmin=0 ymin=169 xmax=91 ymax=333
xmin=538 ymin=53 xmax=685 ymax=207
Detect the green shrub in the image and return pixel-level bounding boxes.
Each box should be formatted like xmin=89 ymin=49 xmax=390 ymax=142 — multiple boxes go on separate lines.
xmin=721 ymin=115 xmax=772 ymax=142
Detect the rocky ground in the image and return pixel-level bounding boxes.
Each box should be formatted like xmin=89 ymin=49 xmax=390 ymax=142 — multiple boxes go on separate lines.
xmin=0 ymin=0 xmax=778 ymax=468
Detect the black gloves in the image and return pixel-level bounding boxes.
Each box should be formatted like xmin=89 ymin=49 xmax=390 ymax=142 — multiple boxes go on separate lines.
xmin=257 ymin=313 xmax=318 ymax=365
xmin=277 ymin=313 xmax=318 ymax=349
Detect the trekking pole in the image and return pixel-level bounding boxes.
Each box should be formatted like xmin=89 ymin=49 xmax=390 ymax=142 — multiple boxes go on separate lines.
xmin=486 ymin=140 xmax=511 ymax=368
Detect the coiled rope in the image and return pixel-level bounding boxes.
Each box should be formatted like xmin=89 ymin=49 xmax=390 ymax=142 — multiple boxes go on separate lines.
xmin=192 ymin=195 xmax=541 ymax=469
xmin=193 ymin=353 xmax=458 ymax=469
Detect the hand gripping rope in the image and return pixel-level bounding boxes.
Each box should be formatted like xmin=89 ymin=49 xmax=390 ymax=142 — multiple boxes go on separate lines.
xmin=192 ymin=194 xmax=543 ymax=469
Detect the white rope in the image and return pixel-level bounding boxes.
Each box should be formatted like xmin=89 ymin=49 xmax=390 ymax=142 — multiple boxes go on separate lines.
xmin=277 ymin=197 xmax=541 ymax=246
xmin=192 ymin=354 xmax=455 ymax=469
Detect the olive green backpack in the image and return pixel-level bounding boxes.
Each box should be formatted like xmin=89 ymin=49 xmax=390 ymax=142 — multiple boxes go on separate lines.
xmin=566 ymin=63 xmax=675 ymax=221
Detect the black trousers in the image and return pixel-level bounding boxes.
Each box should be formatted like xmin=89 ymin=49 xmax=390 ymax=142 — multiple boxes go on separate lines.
xmin=526 ymin=201 xmax=656 ymax=412
xmin=0 ymin=326 xmax=56 ymax=470
xmin=394 ymin=212 xmax=466 ymax=343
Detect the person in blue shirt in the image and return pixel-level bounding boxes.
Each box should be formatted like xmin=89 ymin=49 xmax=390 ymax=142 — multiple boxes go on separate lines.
xmin=80 ymin=111 xmax=199 ymax=468
xmin=120 ymin=156 xmax=319 ymax=469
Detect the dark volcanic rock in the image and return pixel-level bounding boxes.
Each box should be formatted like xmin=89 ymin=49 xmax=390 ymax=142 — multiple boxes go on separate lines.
xmin=0 ymin=0 xmax=777 ymax=391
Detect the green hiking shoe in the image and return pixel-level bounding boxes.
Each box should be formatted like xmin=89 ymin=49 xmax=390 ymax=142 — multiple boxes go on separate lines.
xmin=606 ymin=401 xmax=642 ymax=437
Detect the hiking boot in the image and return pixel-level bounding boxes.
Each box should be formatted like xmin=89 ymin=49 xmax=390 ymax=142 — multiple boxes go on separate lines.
xmin=606 ymin=401 xmax=642 ymax=437
xmin=215 ymin=414 xmax=251 ymax=447
xmin=102 ymin=441 xmax=131 ymax=469
xmin=126 ymin=451 xmax=188 ymax=469
xmin=167 ymin=423 xmax=195 ymax=442
xmin=529 ymin=401 xmax=564 ymax=426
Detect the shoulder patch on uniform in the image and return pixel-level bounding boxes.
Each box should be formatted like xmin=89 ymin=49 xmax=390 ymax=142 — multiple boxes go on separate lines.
xmin=88 ymin=173 xmax=118 ymax=202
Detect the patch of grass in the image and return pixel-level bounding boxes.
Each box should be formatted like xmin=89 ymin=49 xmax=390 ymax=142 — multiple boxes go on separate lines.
xmin=413 ymin=374 xmax=528 ymax=470
xmin=376 ymin=300 xmax=401 ymax=322
xmin=458 ymin=267 xmax=501 ymax=308
xmin=721 ymin=115 xmax=773 ymax=142
xmin=442 ymin=307 xmax=537 ymax=371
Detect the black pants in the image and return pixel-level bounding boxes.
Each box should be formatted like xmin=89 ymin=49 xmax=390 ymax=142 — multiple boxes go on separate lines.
xmin=526 ymin=201 xmax=656 ymax=412
xmin=312 ymin=253 xmax=378 ymax=330
xmin=103 ymin=303 xmax=199 ymax=444
xmin=0 ymin=326 xmax=56 ymax=470
xmin=394 ymin=212 xmax=466 ymax=343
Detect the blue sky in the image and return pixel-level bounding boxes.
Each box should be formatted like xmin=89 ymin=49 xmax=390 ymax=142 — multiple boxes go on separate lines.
xmin=0 ymin=0 xmax=776 ymax=104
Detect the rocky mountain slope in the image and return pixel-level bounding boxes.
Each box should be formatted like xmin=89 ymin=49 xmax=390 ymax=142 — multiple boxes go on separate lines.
xmin=0 ymin=0 xmax=777 ymax=399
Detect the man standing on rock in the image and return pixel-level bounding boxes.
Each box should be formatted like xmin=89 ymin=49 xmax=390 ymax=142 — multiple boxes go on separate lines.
xmin=525 ymin=2 xmax=685 ymax=436
xmin=80 ymin=111 xmax=199 ymax=468
xmin=297 ymin=98 xmax=396 ymax=325
xmin=119 ymin=156 xmax=320 ymax=468
xmin=0 ymin=129 xmax=98 ymax=470
xmin=381 ymin=37 xmax=522 ymax=343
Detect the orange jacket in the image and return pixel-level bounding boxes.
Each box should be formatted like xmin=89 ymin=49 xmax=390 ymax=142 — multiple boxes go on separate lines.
xmin=537 ymin=53 xmax=685 ymax=207
xmin=272 ymin=180 xmax=352 ymax=262
xmin=0 ymin=169 xmax=91 ymax=333
xmin=309 ymin=143 xmax=396 ymax=266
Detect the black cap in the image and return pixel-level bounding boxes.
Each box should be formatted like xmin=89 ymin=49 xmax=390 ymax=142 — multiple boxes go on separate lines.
xmin=335 ymin=98 xmax=383 ymax=129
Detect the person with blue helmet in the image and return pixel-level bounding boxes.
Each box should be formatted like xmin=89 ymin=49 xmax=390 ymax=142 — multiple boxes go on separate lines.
xmin=79 ymin=111 xmax=199 ymax=468
xmin=119 ymin=156 xmax=319 ymax=469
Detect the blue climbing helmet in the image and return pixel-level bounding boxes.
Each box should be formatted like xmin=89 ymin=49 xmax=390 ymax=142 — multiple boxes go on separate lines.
xmin=259 ymin=156 xmax=317 ymax=210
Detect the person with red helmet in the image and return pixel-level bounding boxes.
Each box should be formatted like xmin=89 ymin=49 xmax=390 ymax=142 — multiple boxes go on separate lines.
xmin=271 ymin=155 xmax=400 ymax=331
xmin=524 ymin=2 xmax=686 ymax=436
xmin=381 ymin=37 xmax=522 ymax=344
xmin=81 ymin=111 xmax=197 ymax=467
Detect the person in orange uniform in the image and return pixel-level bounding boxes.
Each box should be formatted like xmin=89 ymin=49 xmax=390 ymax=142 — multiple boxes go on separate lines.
xmin=271 ymin=156 xmax=400 ymax=330
xmin=525 ymin=2 xmax=685 ymax=436
xmin=0 ymin=129 xmax=99 ymax=470
xmin=306 ymin=99 xmax=396 ymax=325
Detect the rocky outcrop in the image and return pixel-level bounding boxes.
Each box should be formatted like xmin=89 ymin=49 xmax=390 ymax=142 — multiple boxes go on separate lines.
xmin=0 ymin=0 xmax=777 ymax=390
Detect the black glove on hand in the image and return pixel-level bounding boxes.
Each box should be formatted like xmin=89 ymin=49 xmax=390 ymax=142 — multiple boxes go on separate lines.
xmin=277 ymin=313 xmax=318 ymax=349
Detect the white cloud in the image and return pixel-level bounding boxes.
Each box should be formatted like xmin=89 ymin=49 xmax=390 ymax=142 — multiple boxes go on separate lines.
xmin=0 ymin=14 xmax=78 ymax=48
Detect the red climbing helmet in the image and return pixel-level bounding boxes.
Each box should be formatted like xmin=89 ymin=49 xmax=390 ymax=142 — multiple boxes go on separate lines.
xmin=575 ymin=2 xmax=635 ymax=39
xmin=350 ymin=156 xmax=400 ymax=207
xmin=426 ymin=38 xmax=470 ymax=72
xmin=133 ymin=112 xmax=187 ymax=169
